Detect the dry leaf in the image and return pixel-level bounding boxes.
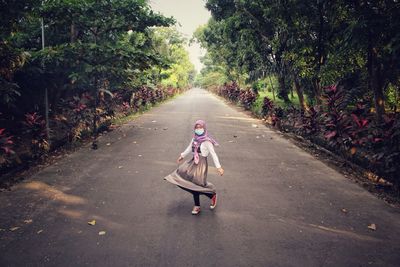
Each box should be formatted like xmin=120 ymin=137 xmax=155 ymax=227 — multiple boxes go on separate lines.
xmin=98 ymin=231 xmax=106 ymax=235
xmin=341 ymin=208 xmax=348 ymax=214
xmin=24 ymin=219 xmax=33 ymax=224
xmin=368 ymin=223 xmax=377 ymax=231
xmin=118 ymin=166 xmax=123 ymax=169
xmin=350 ymin=147 xmax=357 ymax=155
xmin=37 ymin=230 xmax=43 ymax=234
xmin=106 ymin=143 xmax=111 ymax=146
xmin=10 ymin=227 xmax=20 ymax=231
xmin=88 ymin=220 xmax=96 ymax=226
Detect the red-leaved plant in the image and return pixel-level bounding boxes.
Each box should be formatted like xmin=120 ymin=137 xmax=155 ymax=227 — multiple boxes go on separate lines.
xmin=321 ymin=85 xmax=353 ymax=148
xmin=239 ymin=88 xmax=257 ymax=110
xmin=0 ymin=128 xmax=15 ymax=165
xmin=23 ymin=112 xmax=49 ymax=157
xmin=261 ymin=96 xmax=274 ymax=117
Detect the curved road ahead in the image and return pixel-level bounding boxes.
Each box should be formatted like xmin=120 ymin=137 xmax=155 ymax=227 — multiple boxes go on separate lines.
xmin=1 ymin=88 xmax=399 ymax=266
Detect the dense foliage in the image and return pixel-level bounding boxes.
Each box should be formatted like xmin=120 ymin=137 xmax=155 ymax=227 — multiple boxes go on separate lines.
xmin=196 ymin=0 xmax=400 ymax=186
xmin=195 ymin=0 xmax=400 ymax=119
xmin=0 ymin=1 xmax=194 ymax=174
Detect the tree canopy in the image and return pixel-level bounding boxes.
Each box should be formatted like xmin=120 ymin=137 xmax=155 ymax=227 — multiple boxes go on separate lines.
xmin=194 ymin=0 xmax=400 ymax=121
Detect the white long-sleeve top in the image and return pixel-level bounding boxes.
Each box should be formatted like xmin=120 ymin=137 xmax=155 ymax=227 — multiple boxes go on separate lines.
xmin=180 ymin=139 xmax=222 ymax=169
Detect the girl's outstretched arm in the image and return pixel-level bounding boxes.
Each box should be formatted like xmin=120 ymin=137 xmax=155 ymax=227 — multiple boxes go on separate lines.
xmin=177 ymin=139 xmax=193 ymax=163
xmin=204 ymin=142 xmax=224 ymax=175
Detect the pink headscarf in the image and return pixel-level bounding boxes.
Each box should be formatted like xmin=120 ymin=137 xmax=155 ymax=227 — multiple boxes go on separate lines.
xmin=192 ymin=120 xmax=218 ymax=164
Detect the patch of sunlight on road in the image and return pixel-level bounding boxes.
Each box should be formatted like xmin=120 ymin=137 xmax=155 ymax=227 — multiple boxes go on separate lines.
xmin=19 ymin=181 xmax=86 ymax=205
xmin=57 ymin=208 xmax=125 ymax=230
xmin=217 ymin=116 xmax=258 ymax=122
xmin=58 ymin=209 xmax=83 ymax=219
xmin=269 ymin=213 xmax=381 ymax=242
xmin=308 ymin=224 xmax=381 ymax=242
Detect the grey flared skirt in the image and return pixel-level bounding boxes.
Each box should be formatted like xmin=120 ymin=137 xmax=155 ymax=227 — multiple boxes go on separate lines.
xmin=164 ymin=155 xmax=216 ymax=194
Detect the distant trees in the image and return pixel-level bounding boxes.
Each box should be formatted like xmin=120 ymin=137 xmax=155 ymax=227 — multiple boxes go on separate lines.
xmin=194 ymin=0 xmax=400 ymax=122
xmin=195 ymin=0 xmax=400 ymax=185
xmin=0 ymin=0 xmax=195 ymax=170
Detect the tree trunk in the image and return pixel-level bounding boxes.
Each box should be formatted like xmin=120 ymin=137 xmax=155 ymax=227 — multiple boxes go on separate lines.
xmin=395 ymin=85 xmax=399 ymax=113
xmin=293 ymin=76 xmax=306 ymax=111
xmin=268 ymin=75 xmax=276 ymax=101
xmin=312 ymin=78 xmax=322 ymax=105
xmin=278 ymin=74 xmax=290 ymax=103
xmin=70 ymin=22 xmax=78 ymax=43
xmin=368 ymin=38 xmax=385 ymax=123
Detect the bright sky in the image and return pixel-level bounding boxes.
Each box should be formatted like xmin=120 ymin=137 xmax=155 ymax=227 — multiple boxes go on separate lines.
xmin=149 ymin=0 xmax=211 ymax=72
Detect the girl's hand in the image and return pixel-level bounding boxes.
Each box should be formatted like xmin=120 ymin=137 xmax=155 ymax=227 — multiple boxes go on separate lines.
xmin=217 ymin=167 xmax=224 ymax=176
xmin=177 ymin=156 xmax=184 ymax=164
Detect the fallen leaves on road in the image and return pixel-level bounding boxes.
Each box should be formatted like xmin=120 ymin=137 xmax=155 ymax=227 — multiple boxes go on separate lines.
xmin=151 ymin=120 xmax=157 ymax=123
xmin=37 ymin=230 xmax=43 ymax=234
xmin=118 ymin=166 xmax=123 ymax=169
xmin=106 ymin=143 xmax=111 ymax=146
xmin=368 ymin=223 xmax=377 ymax=231
xmin=252 ymin=124 xmax=258 ymax=128
xmin=98 ymin=231 xmax=106 ymax=235
xmin=24 ymin=219 xmax=33 ymax=224
xmin=9 ymin=226 xmax=20 ymax=231
xmin=88 ymin=220 xmax=96 ymax=226
xmin=138 ymin=155 xmax=142 ymax=157
xmin=341 ymin=208 xmax=348 ymax=214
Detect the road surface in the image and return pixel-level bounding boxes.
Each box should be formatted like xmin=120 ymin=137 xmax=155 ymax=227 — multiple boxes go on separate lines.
xmin=1 ymin=88 xmax=399 ymax=266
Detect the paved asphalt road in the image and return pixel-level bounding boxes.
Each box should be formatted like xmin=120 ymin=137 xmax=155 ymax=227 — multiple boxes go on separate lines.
xmin=1 ymin=88 xmax=399 ymax=267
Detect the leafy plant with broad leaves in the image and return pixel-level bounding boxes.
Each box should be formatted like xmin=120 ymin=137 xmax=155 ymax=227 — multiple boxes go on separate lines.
xmin=261 ymin=96 xmax=274 ymax=117
xmin=368 ymin=114 xmax=400 ymax=182
xmin=23 ymin=112 xmax=49 ymax=157
xmin=219 ymin=82 xmax=241 ymax=102
xmin=300 ymin=106 xmax=321 ymax=136
xmin=239 ymin=88 xmax=257 ymax=110
xmin=321 ymin=85 xmax=352 ymax=148
xmin=271 ymin=107 xmax=285 ymax=128
xmin=0 ymin=128 xmax=15 ymax=166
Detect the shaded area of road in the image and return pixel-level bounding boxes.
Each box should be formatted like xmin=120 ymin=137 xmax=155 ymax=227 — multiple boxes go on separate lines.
xmin=1 ymin=88 xmax=399 ymax=266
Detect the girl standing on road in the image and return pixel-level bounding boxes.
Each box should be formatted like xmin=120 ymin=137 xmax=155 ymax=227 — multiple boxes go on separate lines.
xmin=164 ymin=120 xmax=224 ymax=215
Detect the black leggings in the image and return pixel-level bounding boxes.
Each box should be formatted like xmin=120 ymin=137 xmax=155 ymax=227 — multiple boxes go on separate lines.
xmin=178 ymin=186 xmax=214 ymax=206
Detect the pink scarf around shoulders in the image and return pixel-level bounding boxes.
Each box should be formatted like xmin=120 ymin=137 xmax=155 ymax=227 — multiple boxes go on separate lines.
xmin=192 ymin=120 xmax=218 ymax=164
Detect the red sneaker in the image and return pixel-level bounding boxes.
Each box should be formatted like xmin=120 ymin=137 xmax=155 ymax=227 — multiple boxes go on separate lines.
xmin=191 ymin=206 xmax=201 ymax=215
xmin=210 ymin=194 xmax=217 ymax=209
